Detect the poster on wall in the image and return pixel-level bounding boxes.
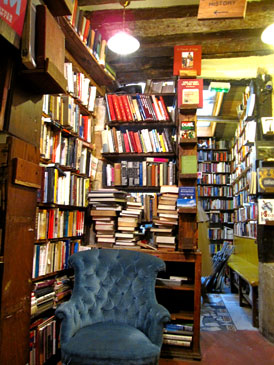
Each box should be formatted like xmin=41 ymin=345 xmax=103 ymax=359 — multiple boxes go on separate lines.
xmin=258 ymin=199 xmax=274 ymax=225
xmin=173 ymin=45 xmax=202 ymax=76
xmin=0 ymin=0 xmax=28 ymax=37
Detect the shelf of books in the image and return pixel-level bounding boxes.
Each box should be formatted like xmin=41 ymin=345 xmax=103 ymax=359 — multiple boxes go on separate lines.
xmin=30 ymin=55 xmax=100 ymax=361
xmin=231 ymin=87 xmax=258 ymax=240
xmin=57 ymin=5 xmax=118 ymax=91
xmin=197 ymin=137 xmax=234 ymax=254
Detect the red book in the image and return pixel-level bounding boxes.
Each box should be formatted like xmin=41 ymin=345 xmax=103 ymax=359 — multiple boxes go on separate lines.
xmin=173 ymin=45 xmax=202 ymax=76
xmin=83 ymin=19 xmax=90 ymax=44
xmin=82 ymin=115 xmax=89 ymax=141
xmin=129 ymin=131 xmax=137 ymax=152
xmin=123 ymin=133 xmax=130 ymax=152
xmin=121 ymin=95 xmax=133 ymax=121
xmin=134 ymin=132 xmax=143 ymax=153
xmin=117 ymin=95 xmax=127 ymax=122
xmin=112 ymin=94 xmax=123 ymax=121
xmin=48 ymin=209 xmax=54 ymax=239
xmin=159 ymin=96 xmax=170 ymax=121
xmin=106 ymin=94 xmax=116 ymax=121
xmin=177 ymin=79 xmax=203 ymax=108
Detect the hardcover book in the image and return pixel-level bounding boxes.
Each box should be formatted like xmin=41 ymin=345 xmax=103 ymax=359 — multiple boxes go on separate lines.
xmin=177 ymin=79 xmax=203 ymax=108
xmin=173 ymin=45 xmax=202 ymax=76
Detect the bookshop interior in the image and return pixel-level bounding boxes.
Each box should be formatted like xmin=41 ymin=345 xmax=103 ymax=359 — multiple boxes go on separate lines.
xmin=1 ymin=0 xmax=274 ymax=364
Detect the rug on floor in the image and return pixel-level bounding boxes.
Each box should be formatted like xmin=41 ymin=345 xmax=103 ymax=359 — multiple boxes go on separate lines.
xmin=200 ymin=293 xmax=237 ymax=331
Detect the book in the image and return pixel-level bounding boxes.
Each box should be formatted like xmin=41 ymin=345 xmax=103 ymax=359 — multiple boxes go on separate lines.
xmin=177 ymin=187 xmax=196 ymax=207
xmin=258 ymin=199 xmax=274 ymax=224
xmin=181 ymin=155 xmax=197 ymax=175
xmin=177 ymin=79 xmax=203 ymax=108
xmin=257 ymin=167 xmax=274 ymax=193
xmin=173 ymin=45 xmax=202 ymax=76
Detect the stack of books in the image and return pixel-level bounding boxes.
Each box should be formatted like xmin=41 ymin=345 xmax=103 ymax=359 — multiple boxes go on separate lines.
xmin=163 ymin=323 xmax=193 ymax=348
xmin=115 ymin=198 xmax=144 ymax=248
xmin=31 ymin=279 xmax=56 ymax=316
xmin=152 ymin=185 xmax=179 ymax=250
xmin=88 ymin=189 xmax=127 ymax=246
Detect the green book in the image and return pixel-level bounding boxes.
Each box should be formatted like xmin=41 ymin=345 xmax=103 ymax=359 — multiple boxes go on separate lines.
xmin=181 ymin=155 xmax=197 ymax=174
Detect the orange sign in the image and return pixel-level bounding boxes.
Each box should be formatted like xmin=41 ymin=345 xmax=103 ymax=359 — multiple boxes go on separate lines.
xmin=198 ymin=0 xmax=247 ymax=20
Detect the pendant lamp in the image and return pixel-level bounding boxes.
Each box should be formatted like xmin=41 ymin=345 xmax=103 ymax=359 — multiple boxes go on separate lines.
xmin=261 ymin=23 xmax=274 ymax=46
xmin=107 ymin=0 xmax=140 ymax=55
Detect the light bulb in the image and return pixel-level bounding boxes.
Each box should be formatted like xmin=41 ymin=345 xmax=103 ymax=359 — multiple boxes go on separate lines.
xmin=261 ymin=23 xmax=274 ymax=46
xmin=107 ymin=31 xmax=140 ymax=55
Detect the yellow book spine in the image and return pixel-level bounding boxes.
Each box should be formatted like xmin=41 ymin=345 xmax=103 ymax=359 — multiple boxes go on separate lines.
xmin=159 ymin=135 xmax=166 ymax=152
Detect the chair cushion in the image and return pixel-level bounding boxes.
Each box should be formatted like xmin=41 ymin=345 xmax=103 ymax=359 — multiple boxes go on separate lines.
xmin=62 ymin=322 xmax=160 ymax=365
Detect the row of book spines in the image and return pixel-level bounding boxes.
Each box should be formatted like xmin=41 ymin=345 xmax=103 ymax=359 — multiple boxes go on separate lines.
xmin=36 ymin=209 xmax=85 ymax=241
xmin=233 ymin=222 xmax=257 ymax=238
xmin=198 ymin=186 xmax=233 ymax=197
xmin=198 ymin=151 xmax=231 ymax=162
xmin=38 ymin=168 xmax=90 ymax=207
xmin=198 ymin=163 xmax=231 ymax=173
xmin=32 ymin=239 xmax=82 ymax=279
xmin=40 ymin=124 xmax=92 ymax=168
xmin=201 ymin=200 xmax=234 ymax=210
xmin=105 ymin=161 xmax=176 ymax=187
xmin=103 ymin=127 xmax=174 ymax=154
xmin=106 ymin=94 xmax=170 ymax=123
xmin=69 ymin=1 xmax=107 ymax=66
xmin=197 ymin=177 xmax=231 ymax=185
xmin=29 ymin=317 xmax=56 ymax=365
xmin=64 ymin=63 xmax=97 ymax=110
xmin=42 ymin=94 xmax=94 ymax=136
xmin=209 ymin=212 xmax=234 ymax=223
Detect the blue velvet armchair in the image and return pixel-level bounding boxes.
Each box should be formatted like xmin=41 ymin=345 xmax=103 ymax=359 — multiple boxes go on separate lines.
xmin=55 ymin=248 xmax=170 ymax=365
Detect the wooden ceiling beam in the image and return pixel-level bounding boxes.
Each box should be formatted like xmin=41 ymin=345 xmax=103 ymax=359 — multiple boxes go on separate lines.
xmin=78 ymin=0 xmax=142 ymax=5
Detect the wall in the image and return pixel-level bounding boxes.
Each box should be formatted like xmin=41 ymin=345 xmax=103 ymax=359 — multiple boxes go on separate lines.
xmin=201 ymin=53 xmax=274 ymax=342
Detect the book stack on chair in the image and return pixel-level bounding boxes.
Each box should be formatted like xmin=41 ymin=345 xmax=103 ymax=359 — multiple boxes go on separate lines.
xmin=162 ymin=323 xmax=193 ymax=348
xmin=88 ymin=189 xmax=127 ymax=247
xmin=152 ymin=185 xmax=179 ymax=250
xmin=115 ymin=198 xmax=144 ymax=248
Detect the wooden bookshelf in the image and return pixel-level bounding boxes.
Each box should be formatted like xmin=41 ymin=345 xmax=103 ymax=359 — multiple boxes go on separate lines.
xmin=57 ymin=17 xmax=118 ymax=91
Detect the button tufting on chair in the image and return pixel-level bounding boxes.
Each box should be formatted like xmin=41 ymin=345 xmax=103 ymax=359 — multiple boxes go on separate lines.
xmin=56 ymin=248 xmax=170 ymax=365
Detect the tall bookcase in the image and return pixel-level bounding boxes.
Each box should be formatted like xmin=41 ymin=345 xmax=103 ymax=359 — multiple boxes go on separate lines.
xmin=197 ymin=137 xmax=234 ymax=254
xmin=0 ymin=1 xmax=117 ymax=363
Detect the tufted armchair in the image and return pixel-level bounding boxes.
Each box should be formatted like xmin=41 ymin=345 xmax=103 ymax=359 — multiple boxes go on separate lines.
xmin=55 ymin=248 xmax=170 ymax=365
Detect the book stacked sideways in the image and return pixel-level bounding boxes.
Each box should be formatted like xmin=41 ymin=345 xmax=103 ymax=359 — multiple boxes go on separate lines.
xmin=163 ymin=323 xmax=193 ymax=348
xmin=152 ymin=185 xmax=179 ymax=250
xmin=115 ymin=198 xmax=144 ymax=248
xmin=105 ymin=93 xmax=171 ymax=122
xmin=88 ymin=189 xmax=127 ymax=247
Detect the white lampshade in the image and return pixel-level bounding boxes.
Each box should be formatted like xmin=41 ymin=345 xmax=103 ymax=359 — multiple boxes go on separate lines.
xmin=107 ymin=31 xmax=140 ymax=55
xmin=261 ymin=23 xmax=274 ymax=46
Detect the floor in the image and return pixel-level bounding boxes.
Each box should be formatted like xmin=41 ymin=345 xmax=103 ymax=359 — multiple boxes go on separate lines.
xmin=160 ymin=293 xmax=274 ymax=365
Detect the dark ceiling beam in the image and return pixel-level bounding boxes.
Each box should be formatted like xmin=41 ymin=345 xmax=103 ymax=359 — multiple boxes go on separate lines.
xmin=78 ymin=0 xmax=142 ymax=5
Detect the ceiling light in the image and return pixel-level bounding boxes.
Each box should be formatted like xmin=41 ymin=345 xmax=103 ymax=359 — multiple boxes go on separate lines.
xmin=107 ymin=1 xmax=140 ymax=55
xmin=261 ymin=23 xmax=274 ymax=46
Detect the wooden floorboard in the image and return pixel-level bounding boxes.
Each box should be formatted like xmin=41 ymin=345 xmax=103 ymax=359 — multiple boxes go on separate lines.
xmin=159 ymin=330 xmax=274 ymax=365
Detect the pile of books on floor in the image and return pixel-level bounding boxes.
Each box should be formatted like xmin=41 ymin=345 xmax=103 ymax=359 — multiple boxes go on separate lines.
xmin=163 ymin=323 xmax=193 ymax=348
xmin=115 ymin=196 xmax=144 ymax=248
xmin=88 ymin=189 xmax=127 ymax=247
xmin=152 ymin=185 xmax=179 ymax=250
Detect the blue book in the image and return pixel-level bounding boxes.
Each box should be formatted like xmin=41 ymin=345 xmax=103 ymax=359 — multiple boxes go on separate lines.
xmin=177 ymin=187 xmax=196 ymax=207
xmin=139 ymin=162 xmax=143 ymax=186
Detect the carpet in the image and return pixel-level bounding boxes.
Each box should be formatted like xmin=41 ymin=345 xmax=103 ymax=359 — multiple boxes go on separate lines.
xmin=200 ymin=294 xmax=237 ymax=331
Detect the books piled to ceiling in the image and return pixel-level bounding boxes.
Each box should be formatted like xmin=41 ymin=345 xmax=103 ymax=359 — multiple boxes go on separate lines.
xmin=115 ymin=195 xmax=144 ymax=248
xmin=88 ymin=189 xmax=127 ymax=247
xmin=152 ymin=185 xmax=179 ymax=250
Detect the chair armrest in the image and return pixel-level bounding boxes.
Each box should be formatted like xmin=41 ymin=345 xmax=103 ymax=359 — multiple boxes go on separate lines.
xmin=55 ymin=300 xmax=80 ymax=345
xmin=145 ymin=303 xmax=171 ymax=347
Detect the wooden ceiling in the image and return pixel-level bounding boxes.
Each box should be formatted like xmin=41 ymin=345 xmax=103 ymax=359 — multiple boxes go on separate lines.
xmin=79 ymin=0 xmax=274 ymax=85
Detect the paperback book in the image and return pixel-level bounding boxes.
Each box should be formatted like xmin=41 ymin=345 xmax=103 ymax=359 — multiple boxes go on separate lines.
xmin=173 ymin=45 xmax=202 ymax=76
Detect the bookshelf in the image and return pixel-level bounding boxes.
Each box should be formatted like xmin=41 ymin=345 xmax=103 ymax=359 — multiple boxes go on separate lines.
xmin=230 ymin=87 xmax=258 ymax=239
xmin=197 ymin=137 xmax=234 ymax=254
xmin=102 ymin=92 xmax=177 ymax=189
